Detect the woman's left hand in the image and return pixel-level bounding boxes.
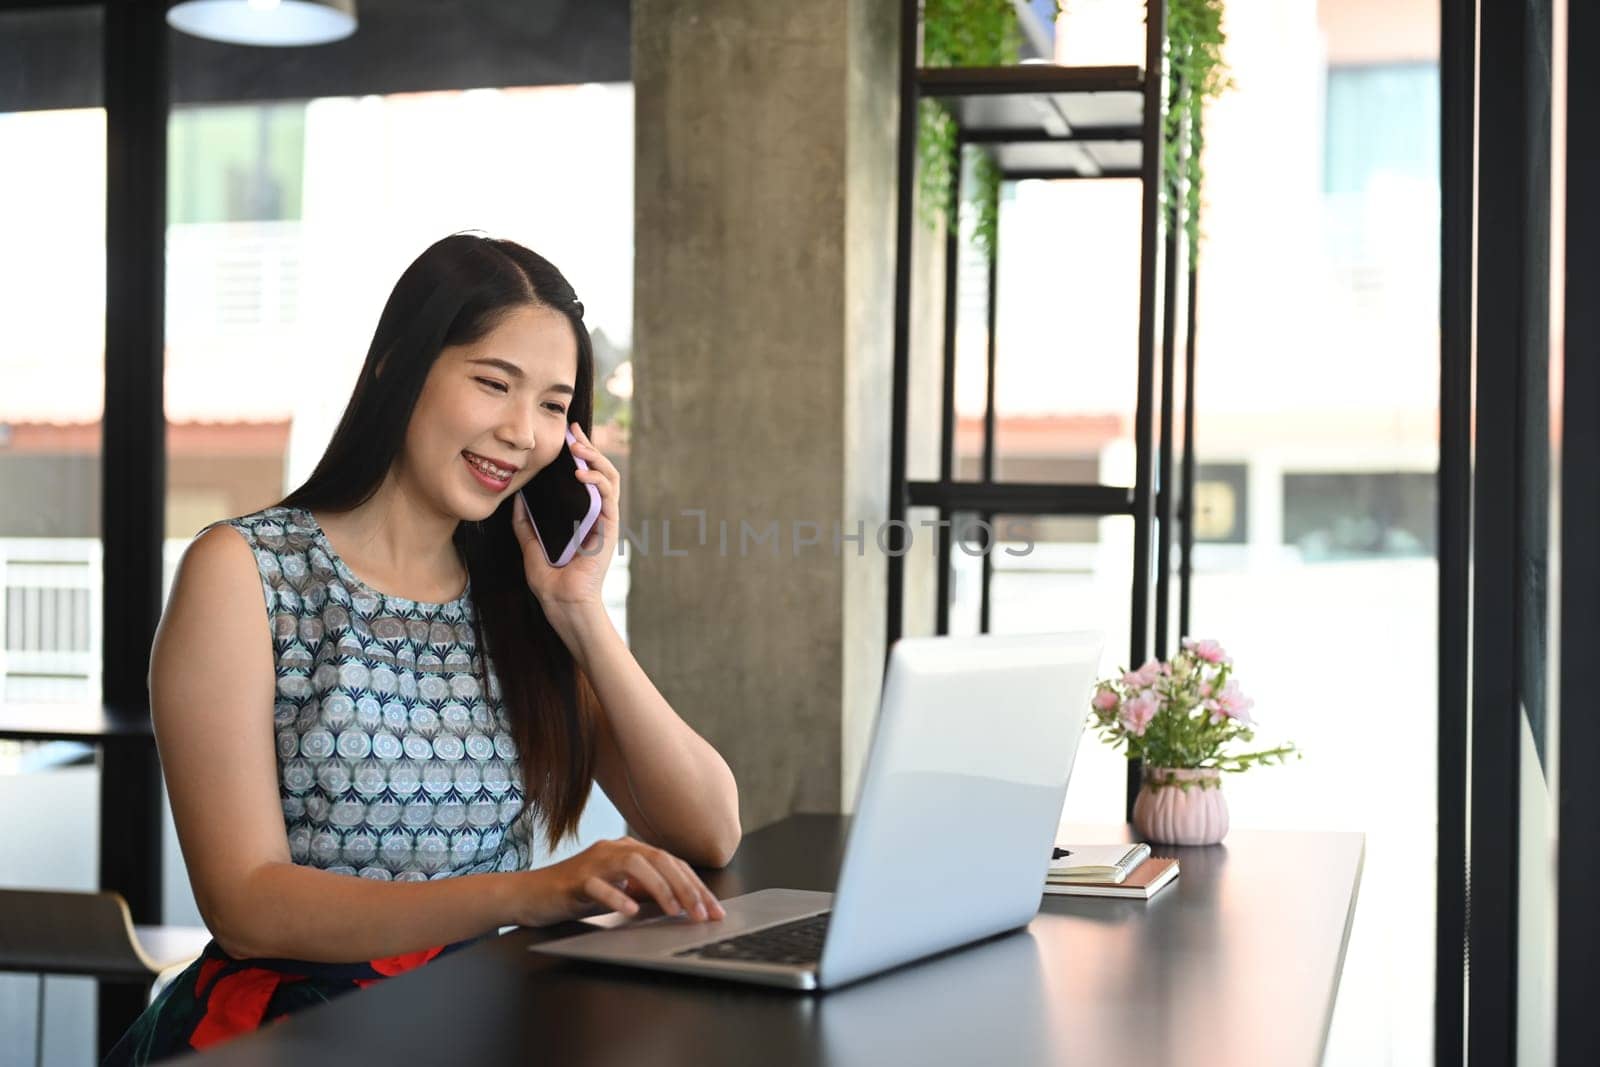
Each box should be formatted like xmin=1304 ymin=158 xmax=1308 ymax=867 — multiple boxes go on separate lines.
xmin=512 ymin=422 xmax=620 ymax=615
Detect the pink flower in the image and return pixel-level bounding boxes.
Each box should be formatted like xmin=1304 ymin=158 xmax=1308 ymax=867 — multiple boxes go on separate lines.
xmin=1210 ymin=678 xmax=1254 ymax=725
xmin=1182 ymin=637 xmax=1230 ymax=664
xmin=1121 ymin=659 xmax=1162 ymax=689
xmin=1120 ymin=692 xmax=1159 ymax=736
xmin=1091 ymin=688 xmax=1120 ymax=712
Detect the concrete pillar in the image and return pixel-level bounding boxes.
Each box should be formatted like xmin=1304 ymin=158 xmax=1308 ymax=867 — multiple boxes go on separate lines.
xmin=630 ymin=0 xmax=899 ymax=830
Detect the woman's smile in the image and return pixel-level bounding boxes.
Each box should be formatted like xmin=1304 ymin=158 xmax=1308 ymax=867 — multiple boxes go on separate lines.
xmin=462 ymin=449 xmax=516 ymax=491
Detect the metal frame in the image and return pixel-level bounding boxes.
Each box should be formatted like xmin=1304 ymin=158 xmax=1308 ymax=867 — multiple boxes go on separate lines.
xmin=906 ymin=482 xmax=1133 ymax=512
xmin=1152 ymin=72 xmax=1188 ymax=665
xmin=1466 ymin=0 xmax=1551 ymax=1059
xmin=962 ymin=125 xmax=1143 ymax=145
xmin=1123 ymin=0 xmax=1169 ymax=816
xmin=1439 ymin=0 xmax=1576 ymax=1059
xmin=97 ymin=1 xmax=169 ymax=1053
xmin=1436 ymin=0 xmax=1474 ymax=1062
xmin=978 ymin=181 xmax=1000 ymax=635
xmin=1177 ymin=197 xmax=1199 ymax=641
xmin=885 ymin=0 xmax=920 ymax=644
xmin=886 ymin=1 xmax=1187 ymax=820
xmin=933 ymin=133 xmax=962 ymax=636
xmin=1557 ymin=4 xmax=1600 ymax=1058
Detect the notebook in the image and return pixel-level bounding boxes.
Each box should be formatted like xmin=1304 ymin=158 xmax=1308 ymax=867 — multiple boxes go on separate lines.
xmin=1047 ymin=842 xmax=1152 ymax=884
xmin=1043 ymin=857 xmax=1180 ymax=899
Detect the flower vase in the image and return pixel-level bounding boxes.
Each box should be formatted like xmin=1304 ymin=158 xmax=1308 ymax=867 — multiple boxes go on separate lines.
xmin=1132 ymin=766 xmax=1229 ymax=846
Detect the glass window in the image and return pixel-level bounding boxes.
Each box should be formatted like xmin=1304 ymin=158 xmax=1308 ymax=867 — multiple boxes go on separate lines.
xmin=1031 ymin=3 xmax=1442 ymax=1063
xmin=168 ymin=102 xmax=306 ymax=224
xmin=954 ymin=180 xmax=1143 ymax=485
xmin=0 ymin=6 xmax=105 ymax=710
xmin=948 ymin=513 xmax=1134 ymax=823
xmin=0 ymin=9 xmax=106 ymax=1060
xmin=1192 ymin=7 xmax=1440 ymax=1065
xmin=1325 ymin=64 xmax=1440 ymax=195
xmin=1194 ymin=463 xmax=1249 ymax=544
xmin=1323 ymin=63 xmax=1440 ymax=317
xmin=1282 ymin=471 xmax=1435 ymax=559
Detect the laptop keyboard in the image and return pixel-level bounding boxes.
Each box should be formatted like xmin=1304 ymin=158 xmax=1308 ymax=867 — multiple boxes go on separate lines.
xmin=673 ymin=911 xmax=831 ymax=966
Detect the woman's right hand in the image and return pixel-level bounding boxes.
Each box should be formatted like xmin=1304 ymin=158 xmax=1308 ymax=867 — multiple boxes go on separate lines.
xmin=518 ymin=837 xmax=727 ymax=927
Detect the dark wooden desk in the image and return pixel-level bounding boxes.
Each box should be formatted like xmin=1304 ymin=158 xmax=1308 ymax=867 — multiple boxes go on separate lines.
xmin=0 ymin=703 xmax=155 ymax=743
xmin=194 ymin=814 xmax=1363 ymax=1067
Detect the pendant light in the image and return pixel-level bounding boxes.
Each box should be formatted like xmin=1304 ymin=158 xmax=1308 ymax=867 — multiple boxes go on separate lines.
xmin=166 ymin=0 xmax=357 ymax=47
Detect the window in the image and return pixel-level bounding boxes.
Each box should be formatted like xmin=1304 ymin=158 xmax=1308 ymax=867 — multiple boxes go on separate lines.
xmin=1194 ymin=463 xmax=1248 ymax=544
xmin=1022 ymin=4 xmax=1445 ymax=1063
xmin=0 ymin=7 xmax=106 ymax=709
xmin=1283 ymin=471 xmax=1435 ymax=559
xmin=169 ymin=103 xmax=306 ymax=224
xmin=0 ymin=9 xmax=107 ymax=1058
xmin=1323 ymin=63 xmax=1440 ymax=312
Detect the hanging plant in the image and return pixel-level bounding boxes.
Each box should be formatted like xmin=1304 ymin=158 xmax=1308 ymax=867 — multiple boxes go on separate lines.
xmin=918 ymin=0 xmax=1017 ymax=259
xmin=1164 ymin=0 xmax=1232 ymax=263
xmin=919 ymin=0 xmax=1233 ymax=266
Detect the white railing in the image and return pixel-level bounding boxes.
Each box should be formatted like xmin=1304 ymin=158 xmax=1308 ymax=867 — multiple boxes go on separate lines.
xmin=0 ymin=538 xmax=185 ymax=705
xmin=3 ymin=534 xmax=622 ymax=703
xmin=165 ymin=221 xmax=305 ymax=341
xmin=0 ymin=538 xmax=100 ymax=703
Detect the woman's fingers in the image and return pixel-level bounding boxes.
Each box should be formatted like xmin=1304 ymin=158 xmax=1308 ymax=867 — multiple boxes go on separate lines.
xmin=562 ymin=841 xmax=721 ymax=924
xmin=575 ymin=464 xmax=619 ymax=512
xmin=574 ymin=469 xmax=619 ymax=557
xmin=582 ymin=875 xmax=639 ymax=917
xmin=663 ymin=853 xmax=711 ymax=919
xmin=623 ymin=852 xmax=686 ymax=917
xmin=654 ymin=852 xmax=709 ymax=921
xmin=570 ymin=426 xmax=621 ymax=488
xmin=574 ymin=446 xmax=619 ymax=486
xmin=621 ymin=847 xmax=717 ymax=921
xmin=670 ymin=854 xmax=724 ymax=920
xmin=574 ymin=467 xmax=612 ymax=495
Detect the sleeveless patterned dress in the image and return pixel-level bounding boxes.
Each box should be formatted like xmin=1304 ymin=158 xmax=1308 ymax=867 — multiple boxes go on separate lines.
xmin=232 ymin=504 xmax=534 ymax=879
xmin=108 ymin=504 xmax=535 ymax=1064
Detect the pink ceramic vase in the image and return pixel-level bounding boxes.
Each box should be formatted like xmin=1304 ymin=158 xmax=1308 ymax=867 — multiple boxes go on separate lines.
xmin=1131 ymin=766 xmax=1229 ymax=846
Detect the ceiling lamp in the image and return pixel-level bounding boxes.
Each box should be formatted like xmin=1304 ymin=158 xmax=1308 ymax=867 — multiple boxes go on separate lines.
xmin=166 ymin=0 xmax=357 ymax=47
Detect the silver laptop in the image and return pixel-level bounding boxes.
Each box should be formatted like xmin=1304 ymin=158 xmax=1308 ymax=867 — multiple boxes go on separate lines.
xmin=533 ymin=631 xmax=1102 ymax=991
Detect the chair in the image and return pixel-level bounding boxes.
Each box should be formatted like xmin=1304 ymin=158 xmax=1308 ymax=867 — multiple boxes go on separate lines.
xmin=0 ymin=888 xmax=212 ymax=1066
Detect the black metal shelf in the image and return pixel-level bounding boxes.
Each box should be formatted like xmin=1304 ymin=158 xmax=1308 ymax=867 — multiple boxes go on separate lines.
xmin=921 ymin=64 xmax=1147 ymax=179
xmin=906 ymin=480 xmax=1135 ymax=516
xmin=888 ymin=3 xmax=1191 ymax=820
xmin=917 ymin=63 xmax=1146 ymax=125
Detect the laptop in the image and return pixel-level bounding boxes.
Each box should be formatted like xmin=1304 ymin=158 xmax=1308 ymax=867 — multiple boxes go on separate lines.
xmin=532 ymin=631 xmax=1103 ymax=991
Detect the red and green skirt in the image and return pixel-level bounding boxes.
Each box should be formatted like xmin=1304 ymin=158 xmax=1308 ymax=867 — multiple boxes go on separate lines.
xmin=105 ymin=937 xmax=478 ymax=1064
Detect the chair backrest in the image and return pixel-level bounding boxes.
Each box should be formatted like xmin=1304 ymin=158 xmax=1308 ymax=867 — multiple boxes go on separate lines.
xmin=0 ymin=888 xmax=173 ymax=979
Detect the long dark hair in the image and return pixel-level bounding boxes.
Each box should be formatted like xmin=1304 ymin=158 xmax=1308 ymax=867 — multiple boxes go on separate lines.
xmin=280 ymin=233 xmax=597 ymax=851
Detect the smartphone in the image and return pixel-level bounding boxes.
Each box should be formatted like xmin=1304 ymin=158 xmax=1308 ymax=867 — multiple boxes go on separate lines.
xmin=519 ymin=429 xmax=603 ymax=567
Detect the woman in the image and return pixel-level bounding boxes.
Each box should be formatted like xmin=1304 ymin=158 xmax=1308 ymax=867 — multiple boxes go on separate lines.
xmin=109 ymin=234 xmax=739 ymax=1062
